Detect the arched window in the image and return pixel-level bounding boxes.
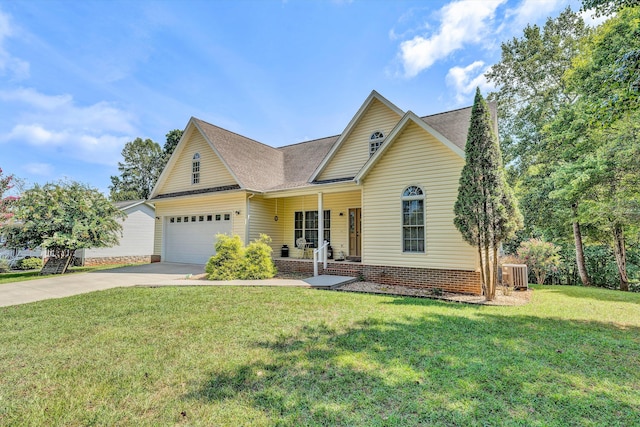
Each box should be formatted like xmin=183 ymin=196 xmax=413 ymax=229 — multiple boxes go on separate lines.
xmin=401 ymin=185 xmax=425 ymax=252
xmin=369 ymin=131 xmax=385 ymax=156
xmin=192 ymin=153 xmax=200 ymax=184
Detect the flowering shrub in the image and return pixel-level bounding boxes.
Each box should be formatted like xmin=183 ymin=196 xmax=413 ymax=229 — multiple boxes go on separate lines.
xmin=517 ymin=238 xmax=562 ymax=285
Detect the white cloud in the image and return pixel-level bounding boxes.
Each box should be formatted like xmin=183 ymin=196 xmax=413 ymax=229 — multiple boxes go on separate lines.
xmin=0 ymin=9 xmax=30 ymax=80
xmin=446 ymin=61 xmax=494 ymax=104
xmin=580 ymin=8 xmax=610 ymax=27
xmin=23 ymin=162 xmax=54 ymax=176
xmin=505 ymin=0 xmax=566 ymax=29
xmin=398 ymin=0 xmax=507 ymax=77
xmin=0 ymin=88 xmax=136 ymax=165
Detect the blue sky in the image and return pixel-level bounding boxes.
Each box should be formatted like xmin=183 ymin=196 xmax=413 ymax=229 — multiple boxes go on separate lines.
xmin=0 ymin=0 xmax=599 ymax=194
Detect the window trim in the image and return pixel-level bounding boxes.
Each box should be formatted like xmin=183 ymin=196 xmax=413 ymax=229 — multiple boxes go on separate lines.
xmin=369 ymin=131 xmax=385 ymax=156
xmin=192 ymin=153 xmax=201 ymax=184
xmin=401 ymin=185 xmax=425 ymax=253
xmin=294 ymin=210 xmax=330 ymax=248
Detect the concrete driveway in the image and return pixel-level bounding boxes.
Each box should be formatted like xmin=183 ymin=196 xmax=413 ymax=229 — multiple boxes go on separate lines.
xmin=0 ymin=263 xmax=206 ymax=308
xmin=0 ymin=263 xmax=356 ymax=308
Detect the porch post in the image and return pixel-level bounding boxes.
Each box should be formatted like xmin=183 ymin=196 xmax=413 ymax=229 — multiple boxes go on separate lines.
xmin=318 ymin=192 xmax=323 ymax=251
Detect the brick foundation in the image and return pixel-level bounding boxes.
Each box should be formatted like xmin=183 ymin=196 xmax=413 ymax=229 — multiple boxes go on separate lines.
xmin=274 ymin=258 xmax=482 ymax=295
xmin=82 ymin=255 xmax=155 ymax=267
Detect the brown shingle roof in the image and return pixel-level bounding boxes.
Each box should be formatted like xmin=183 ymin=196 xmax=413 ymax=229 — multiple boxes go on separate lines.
xmin=421 ymin=102 xmax=497 ymax=150
xmin=194 ymin=118 xmax=284 ymax=191
xmin=187 ymin=100 xmax=493 ymax=193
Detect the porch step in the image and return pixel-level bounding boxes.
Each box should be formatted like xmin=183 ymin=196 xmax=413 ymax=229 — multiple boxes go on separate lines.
xmin=303 ymin=275 xmax=357 ymax=288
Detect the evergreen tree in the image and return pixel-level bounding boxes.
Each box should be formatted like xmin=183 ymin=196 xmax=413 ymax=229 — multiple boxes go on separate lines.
xmin=454 ymin=88 xmax=522 ymax=300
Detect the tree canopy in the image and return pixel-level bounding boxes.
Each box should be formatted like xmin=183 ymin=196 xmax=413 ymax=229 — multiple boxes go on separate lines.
xmin=109 ymin=138 xmax=164 ymax=202
xmin=455 ymin=88 xmax=522 ymax=300
xmin=6 ymin=181 xmax=125 ymax=264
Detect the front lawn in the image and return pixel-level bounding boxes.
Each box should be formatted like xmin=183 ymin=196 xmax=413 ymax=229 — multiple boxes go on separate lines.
xmin=1 ymin=285 xmax=638 ymax=426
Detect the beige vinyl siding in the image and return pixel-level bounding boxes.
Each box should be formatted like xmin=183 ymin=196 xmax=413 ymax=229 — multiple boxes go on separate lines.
xmin=273 ymin=191 xmax=360 ymax=258
xmin=158 ymin=130 xmax=237 ymax=194
xmin=318 ymin=99 xmax=402 ymax=181
xmin=153 ymin=191 xmax=246 ymax=257
xmin=247 ymin=196 xmax=282 ymax=249
xmin=361 ymin=121 xmax=477 ymax=270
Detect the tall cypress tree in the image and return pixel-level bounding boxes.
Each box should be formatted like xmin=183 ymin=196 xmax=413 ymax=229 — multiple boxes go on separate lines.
xmin=454 ymin=88 xmax=522 ymax=300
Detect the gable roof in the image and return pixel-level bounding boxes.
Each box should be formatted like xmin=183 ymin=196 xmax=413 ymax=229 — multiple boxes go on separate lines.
xmin=194 ymin=118 xmax=284 ymax=191
xmin=309 ymin=90 xmax=404 ymax=182
xmin=113 ymin=199 xmax=155 ymax=213
xmin=355 ymin=111 xmax=465 ymax=184
xmin=151 ymin=92 xmax=496 ymax=199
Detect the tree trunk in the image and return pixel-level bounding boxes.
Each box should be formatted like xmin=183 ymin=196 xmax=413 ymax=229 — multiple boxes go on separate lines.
xmin=484 ymin=243 xmax=494 ymax=301
xmin=572 ymin=204 xmax=590 ymax=286
xmin=612 ymin=224 xmax=629 ymax=291
xmin=491 ymin=244 xmax=499 ymax=300
xmin=477 ymin=243 xmax=487 ymax=297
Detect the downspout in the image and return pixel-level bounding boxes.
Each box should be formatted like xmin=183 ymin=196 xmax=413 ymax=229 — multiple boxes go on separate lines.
xmin=246 ymin=193 xmax=255 ymax=245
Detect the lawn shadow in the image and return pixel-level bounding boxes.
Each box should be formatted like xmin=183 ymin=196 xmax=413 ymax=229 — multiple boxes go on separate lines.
xmin=184 ymin=309 xmax=640 ymax=426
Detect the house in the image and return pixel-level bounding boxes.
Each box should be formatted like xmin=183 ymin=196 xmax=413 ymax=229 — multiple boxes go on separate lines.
xmin=76 ymin=200 xmax=156 ymax=266
xmin=150 ymin=91 xmax=497 ymax=295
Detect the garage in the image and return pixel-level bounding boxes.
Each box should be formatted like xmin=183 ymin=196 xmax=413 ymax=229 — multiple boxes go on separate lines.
xmin=164 ymin=212 xmax=233 ymax=264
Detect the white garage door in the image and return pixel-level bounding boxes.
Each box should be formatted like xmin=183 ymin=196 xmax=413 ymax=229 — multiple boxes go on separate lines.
xmin=165 ymin=213 xmax=233 ymax=264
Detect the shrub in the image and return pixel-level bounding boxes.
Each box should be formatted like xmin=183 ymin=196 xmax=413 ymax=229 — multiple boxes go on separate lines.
xmin=17 ymin=257 xmax=43 ymax=270
xmin=517 ymin=238 xmax=562 ymax=285
xmin=241 ymin=234 xmax=277 ymax=279
xmin=0 ymin=258 xmax=9 ymax=273
xmin=206 ymin=234 xmax=244 ymax=280
xmin=206 ymin=234 xmax=277 ymax=280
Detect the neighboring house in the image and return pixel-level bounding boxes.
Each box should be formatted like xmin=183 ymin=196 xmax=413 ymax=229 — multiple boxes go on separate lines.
xmin=76 ymin=200 xmax=156 ymax=266
xmin=150 ymin=91 xmax=497 ymax=294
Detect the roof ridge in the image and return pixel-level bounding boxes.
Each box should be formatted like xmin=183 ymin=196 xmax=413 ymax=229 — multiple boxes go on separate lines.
xmin=278 ymin=134 xmax=341 ymax=150
xmin=192 ymin=117 xmax=281 ymax=153
xmin=421 ymin=105 xmax=472 ymax=119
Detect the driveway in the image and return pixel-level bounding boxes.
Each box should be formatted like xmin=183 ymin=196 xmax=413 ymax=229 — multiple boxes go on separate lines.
xmin=0 ymin=263 xmax=206 ymax=308
xmin=0 ymin=263 xmax=356 ymax=308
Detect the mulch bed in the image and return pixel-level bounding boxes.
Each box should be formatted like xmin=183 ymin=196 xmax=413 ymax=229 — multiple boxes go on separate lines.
xmin=335 ymin=281 xmax=533 ymax=306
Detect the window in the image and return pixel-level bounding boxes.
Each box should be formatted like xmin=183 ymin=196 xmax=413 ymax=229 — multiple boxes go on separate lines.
xmin=224 ymin=213 xmax=230 ymax=221
xmin=207 ymin=215 xmax=213 ymax=221
xmin=184 ymin=216 xmax=189 ymax=222
xmin=294 ymin=210 xmax=330 ymax=248
xmin=199 ymin=215 xmax=204 ymax=222
xmin=370 ymin=131 xmax=385 ymax=156
xmin=215 ymin=214 xmax=221 ymax=221
xmin=192 ymin=153 xmax=200 ymax=184
xmin=170 ymin=217 xmax=175 ymax=223
xmin=402 ymin=186 xmax=425 ymax=252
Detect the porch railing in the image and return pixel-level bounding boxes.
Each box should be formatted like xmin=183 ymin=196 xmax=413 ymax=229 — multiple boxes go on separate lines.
xmin=313 ymin=240 xmax=329 ymax=277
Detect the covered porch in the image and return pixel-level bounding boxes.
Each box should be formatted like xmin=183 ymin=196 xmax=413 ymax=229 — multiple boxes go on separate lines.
xmin=258 ymin=183 xmax=362 ymax=261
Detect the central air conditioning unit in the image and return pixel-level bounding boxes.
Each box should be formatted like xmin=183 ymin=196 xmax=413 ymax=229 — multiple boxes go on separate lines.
xmin=501 ymin=264 xmax=528 ymax=290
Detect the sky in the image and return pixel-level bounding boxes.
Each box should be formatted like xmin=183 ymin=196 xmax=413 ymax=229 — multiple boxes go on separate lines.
xmin=0 ymin=0 xmax=602 ymax=194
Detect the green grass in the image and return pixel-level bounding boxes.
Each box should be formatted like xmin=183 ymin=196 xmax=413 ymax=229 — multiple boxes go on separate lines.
xmin=1 ymin=285 xmax=639 ymax=426
xmin=0 ymin=263 xmax=146 ymax=284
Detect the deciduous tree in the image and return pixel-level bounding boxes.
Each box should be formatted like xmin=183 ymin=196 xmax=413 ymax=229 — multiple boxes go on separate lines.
xmin=109 ymin=137 xmax=164 ymax=201
xmin=6 ymin=181 xmax=124 ymax=272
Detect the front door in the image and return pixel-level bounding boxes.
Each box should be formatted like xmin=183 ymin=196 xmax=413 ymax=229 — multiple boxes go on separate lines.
xmin=349 ymin=208 xmax=361 ymax=257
